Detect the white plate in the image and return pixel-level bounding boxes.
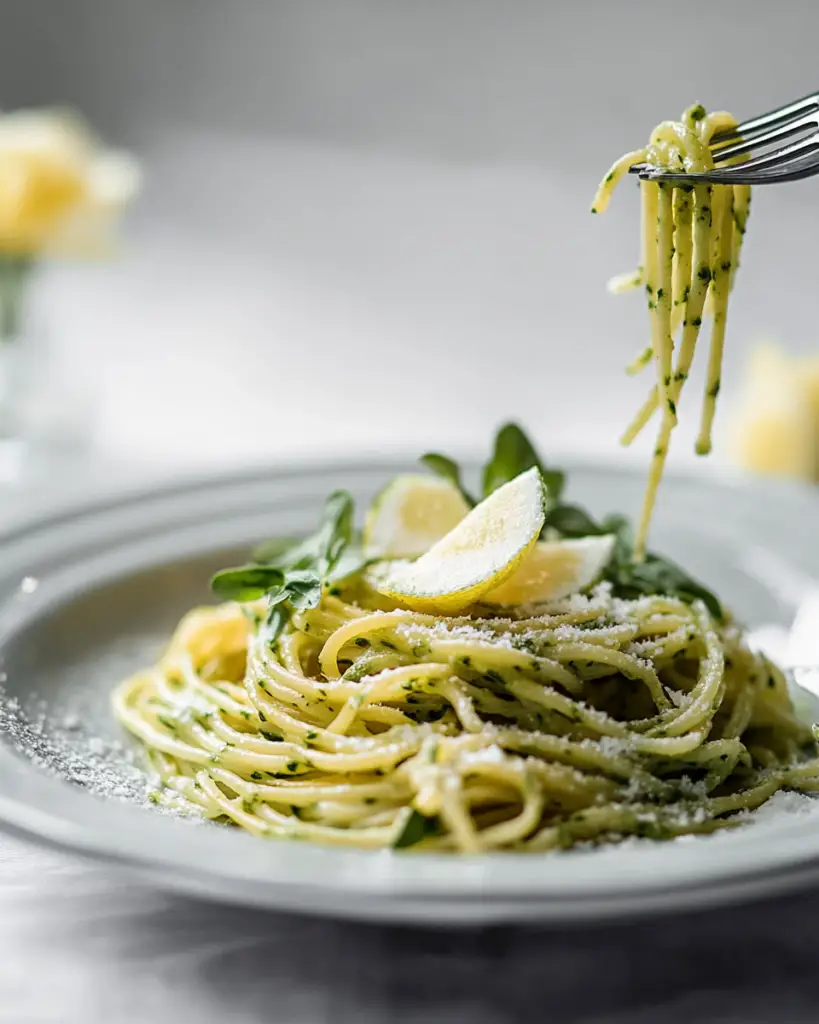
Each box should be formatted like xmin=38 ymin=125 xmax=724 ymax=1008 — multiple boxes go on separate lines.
xmin=1 ymin=459 xmax=819 ymax=926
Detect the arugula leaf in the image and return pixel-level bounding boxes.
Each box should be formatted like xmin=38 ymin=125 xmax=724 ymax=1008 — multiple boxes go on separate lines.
xmin=422 ymin=425 xmax=564 ymax=511
xmin=543 ymin=502 xmax=723 ymax=619
xmin=599 ymin=512 xmax=631 ymax=540
xmin=282 ymin=569 xmax=323 ymax=610
xmin=327 ymin=542 xmax=371 ymax=585
xmin=253 ymin=492 xmax=358 ymax=580
xmin=419 ymin=453 xmax=476 ymax=506
xmin=598 ymin=513 xmax=634 ymax=567
xmin=606 ymin=554 xmax=723 ymax=620
xmin=214 ymin=490 xmax=361 ymax=645
xmin=544 ymin=503 xmax=604 ymax=538
xmin=219 ymin=430 xmax=723 ymax=634
xmin=482 ymin=423 xmax=565 ymax=503
xmin=211 ymin=566 xmax=285 ymax=602
xmin=592 ymin=513 xmax=722 ymax=619
xmin=211 ymin=565 xmax=321 ymax=611
xmin=393 ymin=809 xmax=442 ymax=849
xmin=265 ymin=584 xmax=292 ymax=607
xmin=251 ymin=535 xmax=304 ymax=565
xmin=315 ymin=490 xmax=355 ymax=578
xmin=265 ymin=602 xmax=289 ymax=640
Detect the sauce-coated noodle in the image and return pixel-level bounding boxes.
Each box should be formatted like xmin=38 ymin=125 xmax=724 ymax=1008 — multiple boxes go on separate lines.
xmin=593 ymin=105 xmax=750 ymax=558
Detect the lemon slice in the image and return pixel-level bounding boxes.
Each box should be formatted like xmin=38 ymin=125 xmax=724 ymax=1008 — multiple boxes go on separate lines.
xmin=483 ymin=535 xmax=615 ymax=606
xmin=364 ymin=474 xmax=470 ymax=558
xmin=376 ymin=467 xmax=545 ymax=613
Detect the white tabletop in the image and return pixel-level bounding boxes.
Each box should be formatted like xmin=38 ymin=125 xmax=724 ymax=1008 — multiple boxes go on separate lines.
xmin=3 ymin=832 xmax=819 ymax=1023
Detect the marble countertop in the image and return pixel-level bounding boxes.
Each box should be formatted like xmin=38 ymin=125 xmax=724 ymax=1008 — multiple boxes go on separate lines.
xmin=3 ymin=831 xmax=819 ymax=1023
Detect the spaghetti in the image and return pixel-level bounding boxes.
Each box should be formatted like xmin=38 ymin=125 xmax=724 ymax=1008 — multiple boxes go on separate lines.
xmin=593 ymin=104 xmax=751 ymax=559
xmin=111 ymin=101 xmax=815 ymax=854
xmin=113 ymin=570 xmax=819 ymax=852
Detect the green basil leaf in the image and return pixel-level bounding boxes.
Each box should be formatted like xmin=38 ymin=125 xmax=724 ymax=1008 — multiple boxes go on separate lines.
xmin=254 ymin=492 xmax=356 ymax=575
xmin=218 ymin=490 xmax=365 ymax=648
xmin=678 ymin=585 xmax=723 ymax=621
xmin=211 ymin=565 xmax=285 ymax=602
xmin=327 ymin=543 xmax=371 ymax=585
xmin=599 ymin=513 xmax=634 ymax=564
xmin=482 ymin=422 xmax=565 ymax=503
xmin=419 ymin=453 xmax=476 ymax=506
xmin=265 ymin=602 xmax=290 ymax=641
xmin=251 ymin=535 xmax=305 ymax=565
xmin=393 ymin=809 xmax=442 ymax=849
xmin=283 ymin=569 xmax=323 ymax=610
xmin=316 ymin=490 xmax=355 ymax=578
xmin=265 ymin=585 xmax=292 ymax=607
xmin=604 ymin=547 xmax=722 ymax=621
xmin=545 ymin=503 xmax=604 ymax=538
xmin=634 ymin=557 xmax=722 ymax=620
xmin=541 ymin=501 xmax=722 ymax=619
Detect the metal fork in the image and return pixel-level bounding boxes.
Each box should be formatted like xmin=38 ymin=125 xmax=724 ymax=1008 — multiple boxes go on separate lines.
xmin=629 ymin=90 xmax=819 ymax=185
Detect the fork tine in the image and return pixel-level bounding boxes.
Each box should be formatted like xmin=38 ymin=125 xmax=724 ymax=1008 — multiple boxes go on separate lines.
xmin=721 ymin=154 xmax=819 ymax=184
xmin=638 ymin=143 xmax=819 ymax=185
xmin=711 ymin=91 xmax=819 ymax=143
xmin=715 ymin=156 xmax=819 ymax=185
xmin=630 ymin=92 xmax=819 ymax=185
xmin=757 ymin=152 xmax=819 ymax=182
xmin=721 ymin=135 xmax=819 ymax=175
xmin=630 ymin=125 xmax=817 ymax=177
xmin=712 ymin=114 xmax=818 ymax=163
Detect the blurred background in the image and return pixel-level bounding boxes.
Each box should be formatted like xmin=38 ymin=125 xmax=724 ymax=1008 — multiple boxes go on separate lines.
xmin=2 ymin=8 xmax=819 ymax=1022
xmin=1 ymin=0 xmax=817 ymax=480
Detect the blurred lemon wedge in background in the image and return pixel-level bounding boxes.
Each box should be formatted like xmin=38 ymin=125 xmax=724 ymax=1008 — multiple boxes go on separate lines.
xmin=729 ymin=343 xmax=817 ymax=481
xmin=483 ymin=535 xmax=615 ymax=606
xmin=364 ymin=474 xmax=470 ymax=558
xmin=376 ymin=467 xmax=545 ymax=613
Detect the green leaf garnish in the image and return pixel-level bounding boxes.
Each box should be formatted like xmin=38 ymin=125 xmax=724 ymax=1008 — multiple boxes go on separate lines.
xmin=265 ymin=602 xmax=290 ymax=640
xmin=251 ymin=535 xmax=304 ymax=565
xmin=599 ymin=513 xmax=632 ymax=551
xmin=211 ymin=566 xmax=285 ymax=602
xmin=545 ymin=505 xmax=723 ymax=619
xmin=315 ymin=490 xmax=355 ymax=578
xmin=281 ymin=569 xmax=323 ymax=611
xmin=544 ymin=503 xmax=604 ymax=538
xmin=218 ymin=426 xmax=722 ymax=631
xmin=326 ymin=543 xmax=370 ymax=585
xmin=212 ymin=565 xmax=322 ymax=615
xmin=592 ymin=514 xmax=721 ymax=618
xmin=214 ymin=490 xmax=360 ymax=644
xmin=393 ymin=809 xmax=442 ymax=849
xmin=419 ymin=452 xmax=476 ymax=506
xmin=482 ymin=422 xmax=565 ymax=503
xmin=253 ymin=491 xmax=355 ymax=574
xmin=541 ymin=481 xmax=723 ymax=618
xmin=606 ymin=552 xmax=723 ymax=620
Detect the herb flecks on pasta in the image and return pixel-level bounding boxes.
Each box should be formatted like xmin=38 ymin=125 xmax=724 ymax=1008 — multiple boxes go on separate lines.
xmin=113 ymin=426 xmax=819 ymax=853
xmin=593 ymin=104 xmax=751 ymax=559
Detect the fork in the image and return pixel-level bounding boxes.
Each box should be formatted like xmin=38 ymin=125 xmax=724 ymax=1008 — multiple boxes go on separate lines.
xmin=629 ymin=90 xmax=819 ymax=185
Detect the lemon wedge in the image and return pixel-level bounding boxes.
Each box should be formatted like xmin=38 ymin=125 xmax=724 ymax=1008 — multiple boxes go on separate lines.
xmin=375 ymin=467 xmax=545 ymax=613
xmin=483 ymin=535 xmax=615 ymax=606
xmin=364 ymin=474 xmax=470 ymax=558
xmin=729 ymin=343 xmax=816 ymax=480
